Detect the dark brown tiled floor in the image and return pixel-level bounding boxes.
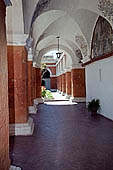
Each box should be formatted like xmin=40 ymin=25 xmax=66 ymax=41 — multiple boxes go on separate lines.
xmin=10 ymin=102 xmax=113 ymax=170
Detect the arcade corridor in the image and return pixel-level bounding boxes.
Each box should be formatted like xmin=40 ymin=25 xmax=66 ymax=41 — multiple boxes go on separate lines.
xmin=10 ymin=99 xmax=113 ymax=170
xmin=1 ymin=0 xmax=113 ymax=169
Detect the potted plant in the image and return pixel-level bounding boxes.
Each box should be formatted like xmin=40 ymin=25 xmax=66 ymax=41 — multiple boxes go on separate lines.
xmin=41 ymin=86 xmax=46 ymax=98
xmin=87 ymin=99 xmax=100 ymax=115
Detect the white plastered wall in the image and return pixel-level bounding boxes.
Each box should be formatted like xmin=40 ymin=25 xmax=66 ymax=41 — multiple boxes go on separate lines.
xmin=6 ymin=0 xmax=24 ymax=34
xmin=86 ymin=56 xmax=113 ymax=120
xmin=6 ymin=0 xmax=28 ymax=45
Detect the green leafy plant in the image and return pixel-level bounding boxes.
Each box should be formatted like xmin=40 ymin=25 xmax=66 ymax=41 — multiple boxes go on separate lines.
xmin=46 ymin=90 xmax=54 ymax=99
xmin=41 ymin=87 xmax=54 ymax=100
xmin=41 ymin=86 xmax=46 ymax=97
xmin=41 ymin=90 xmax=46 ymax=97
xmin=88 ymin=99 xmax=100 ymax=114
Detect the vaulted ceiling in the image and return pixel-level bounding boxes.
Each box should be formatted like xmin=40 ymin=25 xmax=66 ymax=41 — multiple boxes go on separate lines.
xmin=6 ymin=0 xmax=113 ymax=65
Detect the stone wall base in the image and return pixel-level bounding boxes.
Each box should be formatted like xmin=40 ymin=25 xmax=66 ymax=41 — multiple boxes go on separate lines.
xmin=10 ymin=166 xmax=21 ymax=170
xmin=36 ymin=98 xmax=44 ymax=104
xmin=65 ymin=94 xmax=71 ymax=99
xmin=34 ymin=99 xmax=39 ymax=105
xmin=29 ymin=105 xmax=37 ymax=114
xmin=9 ymin=117 xmax=34 ymax=136
xmin=70 ymin=97 xmax=86 ymax=103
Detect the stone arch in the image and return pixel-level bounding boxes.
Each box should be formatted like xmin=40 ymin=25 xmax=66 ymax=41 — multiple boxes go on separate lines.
xmin=32 ymin=11 xmax=84 ymax=51
xmin=31 ymin=8 xmax=90 ymax=61
xmin=41 ymin=67 xmax=51 ymax=90
xmin=23 ymin=0 xmax=113 ymax=34
xmin=30 ymin=1 xmax=108 ymax=63
xmin=32 ymin=10 xmax=66 ymax=47
xmin=46 ymin=67 xmax=52 ymax=76
xmin=35 ymin=44 xmax=74 ymax=67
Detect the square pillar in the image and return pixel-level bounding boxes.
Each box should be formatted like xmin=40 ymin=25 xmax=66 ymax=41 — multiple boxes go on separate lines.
xmin=36 ymin=68 xmax=41 ymax=98
xmin=57 ymin=76 xmax=60 ymax=93
xmin=59 ymin=75 xmax=62 ymax=93
xmin=27 ymin=62 xmax=38 ymax=114
xmin=0 ymin=1 xmax=10 ymax=169
xmin=71 ymin=68 xmax=86 ymax=102
xmin=27 ymin=61 xmax=33 ymax=107
xmin=32 ymin=67 xmax=37 ymax=101
xmin=62 ymin=74 xmax=66 ymax=95
xmin=35 ymin=68 xmax=43 ymax=104
xmin=57 ymin=76 xmax=59 ymax=91
xmin=65 ymin=72 xmax=71 ymax=99
xmin=8 ymin=46 xmax=34 ymax=136
xmin=51 ymin=77 xmax=57 ymax=90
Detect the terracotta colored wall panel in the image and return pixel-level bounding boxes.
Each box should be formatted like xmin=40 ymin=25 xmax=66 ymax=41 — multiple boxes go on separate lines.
xmin=61 ymin=75 xmax=62 ymax=92
xmin=0 ymin=1 xmax=10 ymax=169
xmin=32 ymin=67 xmax=37 ymax=100
xmin=8 ymin=46 xmax=28 ymax=124
xmin=58 ymin=76 xmax=60 ymax=90
xmin=59 ymin=75 xmax=62 ymax=92
xmin=36 ymin=68 xmax=41 ymax=98
xmin=27 ymin=61 xmax=33 ymax=106
xmin=51 ymin=77 xmax=57 ymax=89
xmin=57 ymin=76 xmax=59 ymax=90
xmin=66 ymin=72 xmax=71 ymax=95
xmin=62 ymin=74 xmax=66 ymax=93
xmin=71 ymin=69 xmax=86 ymax=98
xmin=48 ymin=67 xmax=56 ymax=75
xmin=8 ymin=49 xmax=15 ymax=123
xmin=46 ymin=63 xmax=56 ymax=65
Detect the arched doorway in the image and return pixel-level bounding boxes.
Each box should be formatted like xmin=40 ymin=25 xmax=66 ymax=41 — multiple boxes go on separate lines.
xmin=42 ymin=69 xmax=51 ymax=90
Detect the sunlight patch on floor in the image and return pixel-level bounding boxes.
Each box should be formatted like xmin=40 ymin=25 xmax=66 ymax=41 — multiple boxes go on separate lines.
xmin=44 ymin=101 xmax=78 ymax=105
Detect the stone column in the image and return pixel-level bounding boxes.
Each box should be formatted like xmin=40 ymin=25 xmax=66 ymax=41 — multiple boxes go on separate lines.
xmin=65 ymin=72 xmax=71 ymax=99
xmin=62 ymin=74 xmax=66 ymax=96
xmin=27 ymin=61 xmax=38 ymax=114
xmin=32 ymin=67 xmax=37 ymax=101
xmin=0 ymin=1 xmax=10 ymax=169
xmin=71 ymin=68 xmax=86 ymax=102
xmin=57 ymin=76 xmax=60 ymax=91
xmin=8 ymin=46 xmax=34 ymax=136
xmin=35 ymin=68 xmax=43 ymax=104
xmin=57 ymin=63 xmax=60 ymax=93
xmin=59 ymin=75 xmax=62 ymax=93
xmin=27 ymin=61 xmax=33 ymax=107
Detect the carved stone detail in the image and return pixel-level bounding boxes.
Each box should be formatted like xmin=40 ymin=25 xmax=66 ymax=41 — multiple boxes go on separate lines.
xmin=98 ymin=0 xmax=113 ymax=23
xmin=75 ymin=36 xmax=88 ymax=57
xmin=75 ymin=49 xmax=83 ymax=62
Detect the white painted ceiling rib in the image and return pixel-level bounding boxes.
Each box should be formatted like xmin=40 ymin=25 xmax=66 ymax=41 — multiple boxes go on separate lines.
xmin=22 ymin=0 xmax=113 ymax=65
xmin=32 ymin=10 xmax=89 ymax=63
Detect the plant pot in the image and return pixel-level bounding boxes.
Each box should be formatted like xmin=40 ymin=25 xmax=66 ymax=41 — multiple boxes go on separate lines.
xmin=91 ymin=107 xmax=98 ymax=115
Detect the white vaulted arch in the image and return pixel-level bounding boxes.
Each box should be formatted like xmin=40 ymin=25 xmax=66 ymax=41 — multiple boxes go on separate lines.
xmin=35 ymin=44 xmax=74 ymax=67
xmin=32 ymin=11 xmax=89 ymax=63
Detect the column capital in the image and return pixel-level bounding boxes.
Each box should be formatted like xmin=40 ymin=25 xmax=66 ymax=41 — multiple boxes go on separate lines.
xmin=71 ymin=63 xmax=83 ymax=69
xmin=64 ymin=67 xmax=72 ymax=72
xmin=59 ymin=71 xmax=65 ymax=75
xmin=28 ymin=49 xmax=33 ymax=61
